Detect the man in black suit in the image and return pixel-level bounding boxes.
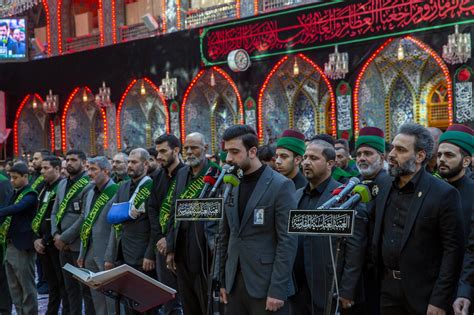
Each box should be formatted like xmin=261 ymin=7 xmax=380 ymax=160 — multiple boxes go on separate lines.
xmin=0 ymin=171 xmax=13 ymax=314
xmin=0 ymin=163 xmax=38 ymax=314
xmin=166 ymin=132 xmax=218 ymax=315
xmin=219 ymin=125 xmax=298 ymax=315
xmin=290 ymin=139 xmax=368 ymax=315
xmin=436 ymin=125 xmax=474 ymax=315
xmin=148 ymin=134 xmax=184 ymax=315
xmin=105 ymin=148 xmax=157 ymax=315
xmin=373 ymin=123 xmax=464 ymax=315
xmin=355 ymin=126 xmax=391 ymax=315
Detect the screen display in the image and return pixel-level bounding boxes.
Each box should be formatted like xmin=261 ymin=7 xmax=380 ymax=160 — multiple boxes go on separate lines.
xmin=0 ymin=18 xmax=27 ymax=61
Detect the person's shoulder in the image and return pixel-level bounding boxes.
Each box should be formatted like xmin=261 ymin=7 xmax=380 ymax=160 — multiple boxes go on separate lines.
xmin=424 ymin=171 xmax=457 ymax=195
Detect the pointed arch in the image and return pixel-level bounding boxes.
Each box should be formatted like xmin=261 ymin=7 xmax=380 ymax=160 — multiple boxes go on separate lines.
xmin=61 ymin=87 xmax=108 ymax=152
xmin=180 ymin=66 xmax=244 ymax=143
xmin=14 ymin=94 xmax=47 ymax=156
xmin=354 ymin=36 xmax=453 ymax=139
xmin=40 ymin=0 xmax=52 ymax=56
xmin=257 ymin=53 xmax=336 ymax=144
xmin=116 ymin=77 xmax=170 ymax=150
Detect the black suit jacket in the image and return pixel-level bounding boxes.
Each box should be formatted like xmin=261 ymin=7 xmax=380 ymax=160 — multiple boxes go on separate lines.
xmin=467 ymin=214 xmax=474 ymax=292
xmin=372 ymin=169 xmax=464 ymax=312
xmin=0 ymin=178 xmax=12 ymax=207
xmin=295 ymin=177 xmax=368 ymax=308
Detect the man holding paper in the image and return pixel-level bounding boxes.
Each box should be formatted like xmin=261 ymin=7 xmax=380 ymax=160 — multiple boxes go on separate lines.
xmin=78 ymin=156 xmax=118 ymax=315
xmin=105 ymin=148 xmax=157 ymax=315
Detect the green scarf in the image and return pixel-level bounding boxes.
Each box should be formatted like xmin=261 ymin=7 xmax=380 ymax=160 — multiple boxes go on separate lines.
xmin=159 ymin=179 xmax=176 ymax=234
xmin=55 ymin=175 xmax=90 ymax=226
xmin=0 ymin=187 xmax=35 ymax=259
xmin=32 ymin=182 xmax=59 ymax=234
xmin=31 ymin=175 xmax=44 ymax=191
xmin=113 ymin=178 xmax=153 ymax=236
xmin=0 ymin=173 xmax=8 ymax=182
xmin=80 ymin=183 xmax=119 ymax=253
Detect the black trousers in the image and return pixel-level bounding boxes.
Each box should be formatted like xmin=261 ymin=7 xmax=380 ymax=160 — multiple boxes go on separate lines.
xmin=40 ymin=244 xmax=70 ymax=315
xmin=176 ymin=260 xmax=208 ymax=315
xmin=0 ymin=251 xmax=12 ymax=315
xmin=380 ymin=275 xmax=420 ymax=315
xmin=227 ymin=272 xmax=289 ymax=315
xmin=59 ymin=249 xmax=96 ymax=315
xmin=156 ymin=252 xmax=183 ymax=315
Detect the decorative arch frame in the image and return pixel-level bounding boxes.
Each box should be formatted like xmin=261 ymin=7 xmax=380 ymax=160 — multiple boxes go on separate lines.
xmin=353 ymin=35 xmax=453 ymax=138
xmin=13 ymin=94 xmax=52 ymax=156
xmin=257 ymin=53 xmax=336 ymax=143
xmin=180 ymin=66 xmax=244 ymax=142
xmin=61 ymin=86 xmax=108 ymax=152
xmin=40 ymin=0 xmax=52 ymax=56
xmin=57 ymin=0 xmax=105 ymax=54
xmin=116 ymin=77 xmax=171 ymax=150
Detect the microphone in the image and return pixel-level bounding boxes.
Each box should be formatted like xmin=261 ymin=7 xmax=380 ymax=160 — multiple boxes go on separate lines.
xmin=199 ymin=168 xmax=220 ymax=198
xmin=209 ymin=164 xmax=231 ymax=197
xmin=222 ymin=173 xmax=240 ymax=203
xmin=336 ymin=184 xmax=372 ymax=209
xmin=317 ymin=177 xmax=360 ymax=209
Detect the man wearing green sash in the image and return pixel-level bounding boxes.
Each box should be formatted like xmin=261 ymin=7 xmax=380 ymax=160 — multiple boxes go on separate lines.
xmin=0 ymin=170 xmax=13 ymax=314
xmin=335 ymin=139 xmax=360 ymax=177
xmin=29 ymin=149 xmax=51 ymax=295
xmin=105 ymin=148 xmax=157 ymax=315
xmin=166 ymin=132 xmax=219 ymax=315
xmin=32 ymin=156 xmax=70 ymax=315
xmin=148 ymin=134 xmax=185 ymax=315
xmin=51 ymin=149 xmax=95 ymax=315
xmin=0 ymin=163 xmax=38 ymax=315
xmin=78 ymin=156 xmax=118 ymax=315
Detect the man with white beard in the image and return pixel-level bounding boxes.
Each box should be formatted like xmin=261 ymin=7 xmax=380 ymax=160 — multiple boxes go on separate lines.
xmin=355 ymin=126 xmax=391 ymax=315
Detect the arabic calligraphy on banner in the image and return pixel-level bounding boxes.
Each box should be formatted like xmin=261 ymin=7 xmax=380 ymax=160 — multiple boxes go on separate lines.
xmin=201 ymin=0 xmax=473 ymax=64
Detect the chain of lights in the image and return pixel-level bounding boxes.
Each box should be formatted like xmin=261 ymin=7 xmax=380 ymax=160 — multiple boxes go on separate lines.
xmin=0 ymin=0 xmax=40 ymax=17
xmin=442 ymin=24 xmax=471 ymax=65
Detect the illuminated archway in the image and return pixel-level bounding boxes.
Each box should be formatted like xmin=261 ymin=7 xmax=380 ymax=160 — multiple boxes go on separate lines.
xmin=61 ymin=87 xmax=108 ymax=154
xmin=116 ymin=78 xmax=170 ymax=150
xmin=354 ymin=36 xmax=453 ymax=140
xmin=13 ymin=94 xmax=54 ymax=156
xmin=257 ymin=53 xmax=336 ymax=144
xmin=181 ymin=67 xmax=244 ymax=152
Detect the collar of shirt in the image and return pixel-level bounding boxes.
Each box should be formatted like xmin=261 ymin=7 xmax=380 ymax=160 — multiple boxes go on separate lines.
xmin=68 ymin=171 xmax=86 ymax=185
xmin=94 ymin=179 xmax=111 ymax=195
xmin=392 ymin=168 xmax=423 ymax=193
xmin=304 ymin=175 xmax=331 ymax=197
xmin=167 ymin=162 xmax=184 ymax=180
xmin=187 ymin=160 xmax=209 ymax=181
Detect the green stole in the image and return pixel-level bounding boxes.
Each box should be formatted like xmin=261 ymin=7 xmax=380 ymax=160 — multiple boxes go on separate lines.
xmin=159 ymin=179 xmax=176 ymax=234
xmin=168 ymin=162 xmax=219 ymax=228
xmin=80 ymin=183 xmax=119 ymax=253
xmin=55 ymin=175 xmax=90 ymax=227
xmin=31 ymin=175 xmax=44 ymax=191
xmin=113 ymin=178 xmax=153 ymax=236
xmin=32 ymin=181 xmax=59 ymax=234
xmin=0 ymin=173 xmax=8 ymax=182
xmin=0 ymin=187 xmax=36 ymax=258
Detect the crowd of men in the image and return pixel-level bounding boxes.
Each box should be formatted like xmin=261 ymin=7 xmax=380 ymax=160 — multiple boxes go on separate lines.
xmin=0 ymin=122 xmax=472 ymax=315
xmin=0 ymin=19 xmax=26 ymax=57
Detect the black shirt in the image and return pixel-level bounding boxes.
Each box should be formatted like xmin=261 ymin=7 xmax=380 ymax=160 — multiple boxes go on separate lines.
xmin=292 ymin=170 xmax=308 ymax=191
xmin=294 ymin=176 xmax=332 ymax=287
xmin=238 ymin=164 xmax=266 ymax=223
xmin=382 ymin=169 xmax=423 ymax=270
xmin=66 ymin=171 xmax=87 ymax=191
xmin=148 ymin=162 xmax=185 ymax=240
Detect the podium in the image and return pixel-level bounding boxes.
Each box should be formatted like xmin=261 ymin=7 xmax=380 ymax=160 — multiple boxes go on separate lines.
xmin=63 ymin=263 xmax=176 ymax=314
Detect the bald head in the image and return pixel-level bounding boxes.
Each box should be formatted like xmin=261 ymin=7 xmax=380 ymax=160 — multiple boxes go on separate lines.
xmin=186 ymin=132 xmax=207 ymax=146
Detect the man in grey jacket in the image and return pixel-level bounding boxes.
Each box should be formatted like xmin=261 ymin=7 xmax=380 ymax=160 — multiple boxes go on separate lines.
xmin=51 ymin=149 xmax=95 ymax=315
xmin=78 ymin=156 xmax=118 ymax=315
xmin=219 ymin=125 xmax=298 ymax=315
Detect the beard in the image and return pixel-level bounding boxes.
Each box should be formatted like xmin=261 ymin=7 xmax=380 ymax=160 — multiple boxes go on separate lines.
xmin=186 ymin=155 xmax=202 ymax=168
xmin=357 ymin=156 xmax=383 ymax=178
xmin=67 ymin=166 xmax=82 ymax=176
xmin=128 ymin=165 xmax=145 ymax=179
xmin=389 ymin=156 xmax=417 ymax=177
xmin=162 ymin=155 xmax=176 ymax=169
xmin=438 ymin=160 xmax=464 ymax=180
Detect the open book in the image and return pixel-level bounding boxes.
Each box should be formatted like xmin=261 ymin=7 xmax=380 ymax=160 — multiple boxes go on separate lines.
xmin=63 ymin=263 xmax=176 ymax=312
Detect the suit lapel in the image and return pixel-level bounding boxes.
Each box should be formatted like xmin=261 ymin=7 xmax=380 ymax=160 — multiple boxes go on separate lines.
xmin=399 ymin=170 xmax=430 ymax=253
xmin=373 ymin=175 xmax=392 ymax=245
xmin=228 ymin=185 xmax=241 ymax=232
xmin=239 ymin=167 xmax=273 ymax=234
xmin=85 ymin=189 xmax=94 ymax=217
